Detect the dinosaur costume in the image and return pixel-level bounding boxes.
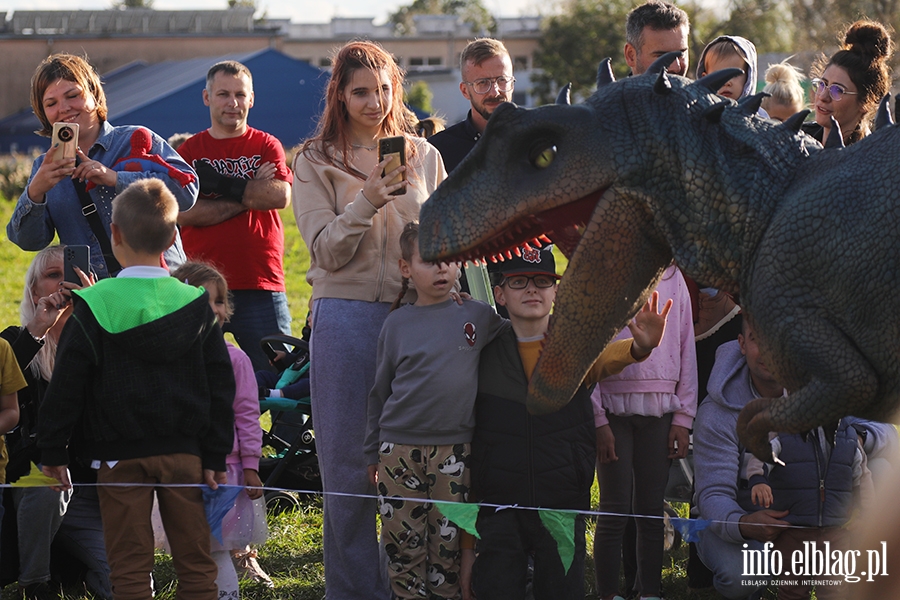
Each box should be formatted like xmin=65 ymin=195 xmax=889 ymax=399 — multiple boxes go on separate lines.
xmin=418 ymin=53 xmax=900 ymax=460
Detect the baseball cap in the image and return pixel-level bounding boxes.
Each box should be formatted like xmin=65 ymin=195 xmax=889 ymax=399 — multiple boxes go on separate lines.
xmin=497 ymin=246 xmax=560 ymax=279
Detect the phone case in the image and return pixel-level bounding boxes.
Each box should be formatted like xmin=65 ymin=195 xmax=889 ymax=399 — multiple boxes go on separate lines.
xmin=52 ymin=122 xmax=80 ymax=160
xmin=64 ymin=245 xmax=90 ymax=285
xmin=378 ymin=136 xmax=407 ymax=196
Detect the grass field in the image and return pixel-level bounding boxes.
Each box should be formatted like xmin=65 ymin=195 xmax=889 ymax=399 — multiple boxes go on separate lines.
xmin=0 ymin=196 xmax=769 ymax=599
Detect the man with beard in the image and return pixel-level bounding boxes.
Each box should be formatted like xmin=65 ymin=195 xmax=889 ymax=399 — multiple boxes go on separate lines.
xmin=429 ymin=39 xmax=515 ymax=301
xmin=429 ymin=38 xmax=514 ymax=173
xmin=625 ymin=0 xmax=690 ymax=76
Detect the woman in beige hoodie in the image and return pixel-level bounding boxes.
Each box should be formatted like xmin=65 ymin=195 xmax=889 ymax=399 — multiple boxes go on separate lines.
xmin=292 ymin=40 xmax=446 ymax=600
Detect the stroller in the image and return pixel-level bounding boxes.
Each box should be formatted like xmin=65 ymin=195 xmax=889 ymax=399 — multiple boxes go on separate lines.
xmin=256 ymin=334 xmax=321 ymax=512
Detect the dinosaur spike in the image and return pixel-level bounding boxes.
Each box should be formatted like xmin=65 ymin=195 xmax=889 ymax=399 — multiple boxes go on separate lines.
xmin=654 ymin=70 xmax=672 ymax=95
xmin=556 ymin=83 xmax=572 ymax=106
xmin=701 ymin=101 xmax=729 ymax=124
xmin=693 ymin=68 xmax=744 ymax=93
xmin=781 ymin=110 xmax=810 ymax=132
xmin=596 ymin=58 xmax=615 ymax=87
xmin=737 ymin=92 xmax=770 ymax=115
xmin=646 ymin=51 xmax=682 ymax=74
xmin=875 ymin=93 xmax=894 ymax=130
xmin=824 ymin=116 xmax=844 ymax=149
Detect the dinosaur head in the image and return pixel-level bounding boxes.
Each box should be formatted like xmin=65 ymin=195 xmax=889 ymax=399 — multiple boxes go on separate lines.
xmin=419 ymin=58 xmax=809 ymax=415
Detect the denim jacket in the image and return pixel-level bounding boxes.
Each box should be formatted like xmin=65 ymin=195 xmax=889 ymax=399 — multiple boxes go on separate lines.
xmin=7 ymin=121 xmax=198 ymax=278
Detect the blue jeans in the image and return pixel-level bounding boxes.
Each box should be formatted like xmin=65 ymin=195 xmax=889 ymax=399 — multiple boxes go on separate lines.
xmin=224 ymin=290 xmax=291 ymax=373
xmin=56 ymin=486 xmax=112 ymax=599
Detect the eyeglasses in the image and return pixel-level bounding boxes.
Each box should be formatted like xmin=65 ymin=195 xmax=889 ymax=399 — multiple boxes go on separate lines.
xmin=811 ymin=78 xmax=858 ymax=102
xmin=463 ymin=76 xmax=516 ymax=95
xmin=502 ymin=274 xmax=557 ymax=289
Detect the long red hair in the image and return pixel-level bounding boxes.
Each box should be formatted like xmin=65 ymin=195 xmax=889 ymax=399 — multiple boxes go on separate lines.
xmin=300 ymin=40 xmax=418 ymax=178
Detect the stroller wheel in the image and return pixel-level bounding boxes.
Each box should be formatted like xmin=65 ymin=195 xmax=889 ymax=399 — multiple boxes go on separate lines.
xmin=265 ymin=490 xmax=301 ymax=514
xmin=663 ymin=502 xmax=683 ymax=552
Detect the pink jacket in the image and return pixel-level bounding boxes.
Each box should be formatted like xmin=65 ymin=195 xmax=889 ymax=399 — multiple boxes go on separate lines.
xmin=592 ymin=266 xmax=698 ymax=429
xmin=226 ymin=343 xmax=263 ymax=470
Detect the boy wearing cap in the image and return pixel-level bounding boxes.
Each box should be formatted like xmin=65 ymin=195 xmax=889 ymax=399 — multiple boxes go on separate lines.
xmin=461 ymin=247 xmax=671 ymax=600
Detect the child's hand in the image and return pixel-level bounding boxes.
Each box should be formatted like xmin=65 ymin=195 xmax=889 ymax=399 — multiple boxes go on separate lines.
xmin=627 ymin=291 xmax=672 ymax=358
xmin=41 ymin=464 xmax=72 ymax=492
xmin=752 ymin=483 xmax=773 ymax=508
xmin=244 ymin=468 xmax=264 ymax=500
xmin=204 ymin=469 xmax=227 ymax=490
xmin=596 ymin=425 xmax=618 ymax=463
xmin=668 ymin=425 xmax=690 ymax=459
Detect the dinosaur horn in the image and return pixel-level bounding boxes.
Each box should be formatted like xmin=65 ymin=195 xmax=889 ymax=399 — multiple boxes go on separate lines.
xmin=737 ymin=92 xmax=770 ymax=115
xmin=654 ymin=70 xmax=672 ymax=95
xmin=824 ymin=116 xmax=844 ymax=149
xmin=781 ymin=110 xmax=810 ymax=132
xmin=645 ymin=51 xmax=682 ymax=74
xmin=596 ymin=58 xmax=615 ymax=87
xmin=701 ymin=100 xmax=729 ymax=124
xmin=556 ymin=83 xmax=572 ymax=105
xmin=693 ymin=68 xmax=744 ymax=93
xmin=875 ymin=93 xmax=894 ymax=130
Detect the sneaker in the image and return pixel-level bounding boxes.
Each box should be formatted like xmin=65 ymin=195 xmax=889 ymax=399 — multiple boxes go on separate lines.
xmin=19 ymin=582 xmax=61 ymax=600
xmin=232 ymin=549 xmax=275 ymax=588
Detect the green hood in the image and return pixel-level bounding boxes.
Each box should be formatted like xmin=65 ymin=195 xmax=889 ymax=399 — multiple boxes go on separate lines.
xmin=74 ymin=277 xmax=204 ymax=334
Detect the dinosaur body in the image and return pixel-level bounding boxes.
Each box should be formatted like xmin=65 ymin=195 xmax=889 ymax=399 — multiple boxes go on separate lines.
xmin=418 ymin=61 xmax=900 ymax=460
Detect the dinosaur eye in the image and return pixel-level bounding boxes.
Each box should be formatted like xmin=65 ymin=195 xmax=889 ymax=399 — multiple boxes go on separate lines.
xmin=529 ymin=144 xmax=556 ymax=169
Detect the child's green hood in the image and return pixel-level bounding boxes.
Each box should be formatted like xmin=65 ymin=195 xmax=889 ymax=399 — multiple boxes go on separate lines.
xmin=74 ymin=277 xmax=204 ymax=334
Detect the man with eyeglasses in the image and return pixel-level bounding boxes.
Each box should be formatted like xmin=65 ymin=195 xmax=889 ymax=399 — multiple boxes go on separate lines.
xmin=429 ymin=38 xmax=515 ymax=173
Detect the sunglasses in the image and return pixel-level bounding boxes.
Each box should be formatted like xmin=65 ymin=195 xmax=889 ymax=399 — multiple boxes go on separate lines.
xmin=502 ymin=274 xmax=557 ymax=289
xmin=811 ymin=78 xmax=858 ymax=102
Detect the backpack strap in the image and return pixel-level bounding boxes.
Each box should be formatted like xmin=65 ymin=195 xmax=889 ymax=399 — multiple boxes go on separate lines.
xmin=71 ymin=177 xmax=122 ymax=275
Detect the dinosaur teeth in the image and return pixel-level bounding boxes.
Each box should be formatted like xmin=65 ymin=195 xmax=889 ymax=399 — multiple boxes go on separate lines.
xmin=506 ymin=250 xmax=513 ymax=259
xmin=523 ymin=243 xmax=534 ymax=252
xmin=539 ymin=234 xmax=552 ymax=244
xmin=514 ymin=247 xmax=522 ymax=257
xmin=531 ymin=237 xmax=542 ymax=248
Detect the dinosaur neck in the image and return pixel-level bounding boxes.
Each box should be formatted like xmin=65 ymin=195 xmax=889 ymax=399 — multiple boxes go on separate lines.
xmin=637 ymin=112 xmax=809 ymax=293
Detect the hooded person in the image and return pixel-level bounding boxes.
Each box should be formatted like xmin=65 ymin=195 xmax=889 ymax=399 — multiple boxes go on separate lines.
xmin=696 ymin=35 xmax=760 ymax=101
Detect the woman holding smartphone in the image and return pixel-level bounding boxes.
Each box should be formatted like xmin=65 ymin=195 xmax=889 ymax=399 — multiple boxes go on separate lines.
xmin=293 ymin=40 xmax=446 ymax=600
xmin=7 ymin=54 xmax=198 ymax=279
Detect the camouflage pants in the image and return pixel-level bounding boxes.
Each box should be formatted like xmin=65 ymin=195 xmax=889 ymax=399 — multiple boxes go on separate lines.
xmin=377 ymin=442 xmax=469 ymax=600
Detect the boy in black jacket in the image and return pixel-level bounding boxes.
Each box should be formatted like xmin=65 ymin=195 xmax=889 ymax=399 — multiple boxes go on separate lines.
xmin=462 ymin=248 xmax=671 ymax=600
xmin=39 ymin=179 xmax=235 ymax=600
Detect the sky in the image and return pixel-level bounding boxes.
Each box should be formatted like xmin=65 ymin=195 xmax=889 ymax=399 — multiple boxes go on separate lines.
xmin=0 ymin=0 xmax=548 ymax=25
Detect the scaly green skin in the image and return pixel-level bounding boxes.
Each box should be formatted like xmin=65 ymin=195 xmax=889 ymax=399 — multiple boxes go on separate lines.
xmin=418 ymin=70 xmax=900 ymax=461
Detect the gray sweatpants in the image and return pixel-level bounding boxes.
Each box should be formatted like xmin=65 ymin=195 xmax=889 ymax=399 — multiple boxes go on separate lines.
xmin=310 ymin=298 xmax=391 ymax=600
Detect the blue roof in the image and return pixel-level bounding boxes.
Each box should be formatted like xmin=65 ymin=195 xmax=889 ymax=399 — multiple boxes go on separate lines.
xmin=0 ymin=48 xmax=328 ymax=153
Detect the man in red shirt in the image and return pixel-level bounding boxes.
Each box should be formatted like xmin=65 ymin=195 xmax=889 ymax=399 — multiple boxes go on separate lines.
xmin=178 ymin=61 xmax=292 ymax=371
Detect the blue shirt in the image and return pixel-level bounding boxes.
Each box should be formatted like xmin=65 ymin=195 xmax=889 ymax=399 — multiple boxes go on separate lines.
xmin=7 ymin=121 xmax=199 ymax=278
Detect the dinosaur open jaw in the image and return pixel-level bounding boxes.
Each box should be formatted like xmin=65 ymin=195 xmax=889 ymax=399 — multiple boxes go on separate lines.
xmin=449 ymin=190 xmax=606 ymax=265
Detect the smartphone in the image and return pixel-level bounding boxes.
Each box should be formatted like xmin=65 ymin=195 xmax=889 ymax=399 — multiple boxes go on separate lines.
xmin=51 ymin=122 xmax=80 ymax=160
xmin=64 ymin=245 xmax=90 ymax=285
xmin=378 ymin=136 xmax=407 ymax=196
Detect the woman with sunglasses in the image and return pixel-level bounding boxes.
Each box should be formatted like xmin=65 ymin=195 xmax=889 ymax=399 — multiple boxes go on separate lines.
xmin=808 ymin=20 xmax=893 ymax=145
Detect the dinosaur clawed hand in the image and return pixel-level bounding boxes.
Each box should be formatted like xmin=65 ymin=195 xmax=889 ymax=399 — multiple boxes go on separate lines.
xmin=736 ymin=397 xmax=777 ymax=462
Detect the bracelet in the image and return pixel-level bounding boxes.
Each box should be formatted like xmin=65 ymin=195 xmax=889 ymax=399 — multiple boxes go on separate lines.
xmin=28 ymin=330 xmax=45 ymax=345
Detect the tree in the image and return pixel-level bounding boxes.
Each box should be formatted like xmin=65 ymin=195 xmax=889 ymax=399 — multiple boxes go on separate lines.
xmin=532 ymin=0 xmax=632 ymax=104
xmin=389 ymin=0 xmax=496 ymax=36
xmin=405 ymin=80 xmax=435 ymax=113
xmin=114 ymin=0 xmax=154 ymax=7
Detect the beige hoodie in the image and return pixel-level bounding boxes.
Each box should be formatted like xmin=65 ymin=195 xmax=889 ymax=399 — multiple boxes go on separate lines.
xmin=293 ymin=136 xmax=446 ymax=303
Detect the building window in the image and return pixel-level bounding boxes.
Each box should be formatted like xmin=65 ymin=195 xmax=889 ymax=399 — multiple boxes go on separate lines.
xmin=409 ymin=57 xmax=425 ymax=66
xmin=427 ymin=57 xmax=442 ymax=66
xmin=514 ymin=56 xmax=529 ymax=70
xmin=512 ymin=90 xmax=527 ymax=105
xmin=319 ymin=57 xmax=332 ymax=67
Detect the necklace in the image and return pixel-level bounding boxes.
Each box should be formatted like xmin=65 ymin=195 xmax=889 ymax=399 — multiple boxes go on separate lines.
xmin=352 ymin=143 xmax=377 ymax=151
